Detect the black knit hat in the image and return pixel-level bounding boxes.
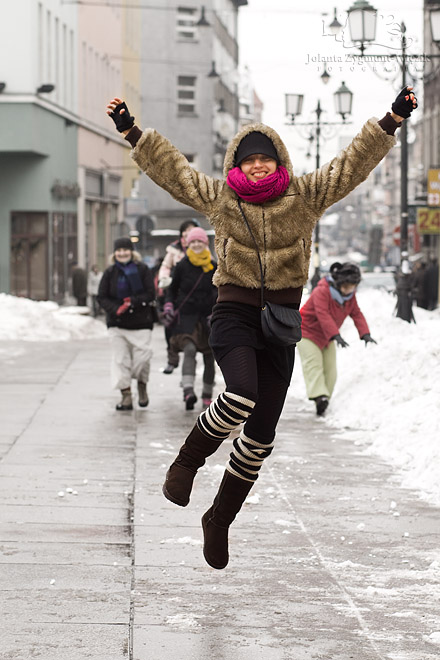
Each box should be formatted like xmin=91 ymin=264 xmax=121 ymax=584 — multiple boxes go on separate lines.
xmin=331 ymin=262 xmax=362 ymax=285
xmin=114 ymin=237 xmax=134 ymax=251
xmin=234 ymin=132 xmax=279 ymax=166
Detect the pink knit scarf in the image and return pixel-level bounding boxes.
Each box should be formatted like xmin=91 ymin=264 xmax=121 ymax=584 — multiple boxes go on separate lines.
xmin=226 ymin=165 xmax=290 ymax=203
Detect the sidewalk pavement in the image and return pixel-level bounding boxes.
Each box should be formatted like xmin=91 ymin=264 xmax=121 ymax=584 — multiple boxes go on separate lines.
xmin=1 ymin=327 xmax=439 ymax=660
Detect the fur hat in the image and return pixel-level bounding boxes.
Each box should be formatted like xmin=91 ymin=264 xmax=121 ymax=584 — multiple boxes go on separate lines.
xmin=186 ymin=227 xmax=209 ymax=246
xmin=234 ymin=131 xmax=279 ymax=166
xmin=114 ymin=237 xmax=134 ymax=251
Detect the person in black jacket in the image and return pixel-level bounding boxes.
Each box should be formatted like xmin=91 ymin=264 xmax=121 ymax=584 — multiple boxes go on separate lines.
xmin=97 ymin=237 xmax=155 ymax=410
xmin=162 ymin=227 xmax=217 ymax=410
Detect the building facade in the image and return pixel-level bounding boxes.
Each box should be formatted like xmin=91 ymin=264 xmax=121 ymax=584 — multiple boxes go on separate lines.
xmin=0 ymin=0 xmax=142 ymax=301
xmin=0 ymin=0 xmax=79 ymax=301
xmin=136 ymin=0 xmax=248 ymax=260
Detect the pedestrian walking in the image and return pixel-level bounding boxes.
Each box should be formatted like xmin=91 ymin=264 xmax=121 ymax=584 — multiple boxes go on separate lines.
xmin=97 ymin=237 xmax=155 ymax=411
xmin=158 ymin=219 xmax=199 ymax=374
xmin=88 ymin=264 xmax=103 ymax=317
xmin=106 ymin=85 xmax=417 ymax=569
xmin=425 ymin=258 xmax=439 ymax=310
xmin=161 ymin=227 xmax=217 ymax=411
xmin=71 ymin=262 xmax=87 ymax=306
xmin=297 ymin=262 xmax=377 ymax=417
xmin=412 ymin=261 xmax=428 ymax=309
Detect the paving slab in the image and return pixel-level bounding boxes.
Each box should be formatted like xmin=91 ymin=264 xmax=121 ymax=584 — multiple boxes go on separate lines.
xmin=0 ymin=540 xmax=131 ymax=565
xmin=1 ymin=624 xmax=129 ymax=660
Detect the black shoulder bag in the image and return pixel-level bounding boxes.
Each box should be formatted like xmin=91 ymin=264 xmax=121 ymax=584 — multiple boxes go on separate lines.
xmin=237 ymin=200 xmax=302 ymax=348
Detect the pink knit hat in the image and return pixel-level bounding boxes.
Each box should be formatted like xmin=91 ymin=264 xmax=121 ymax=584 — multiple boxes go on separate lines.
xmin=186 ymin=227 xmax=209 ymax=245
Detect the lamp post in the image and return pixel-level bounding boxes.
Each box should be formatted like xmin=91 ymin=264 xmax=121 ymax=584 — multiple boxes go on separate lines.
xmin=285 ymin=82 xmax=353 ymax=288
xmin=345 ymin=0 xmax=440 ymax=322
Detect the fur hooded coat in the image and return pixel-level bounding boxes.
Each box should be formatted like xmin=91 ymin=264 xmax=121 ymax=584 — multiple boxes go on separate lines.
xmin=130 ymin=120 xmax=395 ymax=292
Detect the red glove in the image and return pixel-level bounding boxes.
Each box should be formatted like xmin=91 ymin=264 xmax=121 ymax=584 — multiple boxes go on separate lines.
xmin=116 ymin=297 xmax=131 ymax=316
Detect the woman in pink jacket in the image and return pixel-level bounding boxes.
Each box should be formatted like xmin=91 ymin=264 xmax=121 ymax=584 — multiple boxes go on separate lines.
xmin=298 ymin=263 xmax=377 ymax=416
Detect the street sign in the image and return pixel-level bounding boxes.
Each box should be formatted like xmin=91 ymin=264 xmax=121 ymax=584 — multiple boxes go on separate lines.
xmin=417 ymin=207 xmax=440 ymax=234
xmin=427 ymin=169 xmax=440 ymax=207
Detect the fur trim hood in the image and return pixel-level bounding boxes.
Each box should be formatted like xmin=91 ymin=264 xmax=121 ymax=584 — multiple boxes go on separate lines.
xmin=109 ymin=250 xmax=143 ymax=265
xmin=223 ymin=122 xmax=294 ymax=178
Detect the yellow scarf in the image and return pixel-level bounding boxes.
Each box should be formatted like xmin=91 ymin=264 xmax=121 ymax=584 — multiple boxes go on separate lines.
xmin=187 ymin=248 xmax=214 ymax=273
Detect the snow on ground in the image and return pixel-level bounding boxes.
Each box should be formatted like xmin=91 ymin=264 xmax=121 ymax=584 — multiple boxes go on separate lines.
xmin=1 ymin=290 xmax=439 ymax=506
xmin=292 ymin=288 xmax=440 ymax=506
xmin=0 ymin=293 xmax=107 ymax=341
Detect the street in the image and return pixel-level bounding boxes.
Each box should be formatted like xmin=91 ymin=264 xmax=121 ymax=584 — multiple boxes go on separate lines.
xmin=1 ymin=328 xmax=439 ymax=660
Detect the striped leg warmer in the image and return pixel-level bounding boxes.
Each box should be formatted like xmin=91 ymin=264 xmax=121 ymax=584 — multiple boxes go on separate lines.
xmin=227 ymin=429 xmax=275 ymax=482
xmin=197 ymin=391 xmax=256 ymax=440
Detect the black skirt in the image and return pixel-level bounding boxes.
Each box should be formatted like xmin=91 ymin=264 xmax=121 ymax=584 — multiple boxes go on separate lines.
xmin=209 ymin=301 xmax=296 ymax=384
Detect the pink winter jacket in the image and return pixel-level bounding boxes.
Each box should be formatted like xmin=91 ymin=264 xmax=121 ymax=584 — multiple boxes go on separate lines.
xmin=300 ymin=278 xmax=369 ymax=349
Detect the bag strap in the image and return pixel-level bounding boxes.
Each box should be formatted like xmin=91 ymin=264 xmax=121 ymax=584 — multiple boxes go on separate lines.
xmin=174 ymin=270 xmax=205 ymax=315
xmin=237 ymin=199 xmax=265 ymax=308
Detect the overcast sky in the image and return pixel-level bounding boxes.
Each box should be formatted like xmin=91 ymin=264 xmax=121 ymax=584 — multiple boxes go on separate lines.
xmin=238 ymin=0 xmax=424 ymax=174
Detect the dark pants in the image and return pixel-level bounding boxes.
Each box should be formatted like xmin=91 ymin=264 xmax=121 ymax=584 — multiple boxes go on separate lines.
xmin=165 ymin=326 xmax=179 ymax=367
xmin=217 ymin=345 xmax=293 ymax=445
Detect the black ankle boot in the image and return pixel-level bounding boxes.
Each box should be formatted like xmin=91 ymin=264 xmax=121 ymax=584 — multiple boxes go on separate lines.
xmin=183 ymin=388 xmax=197 ymax=410
xmin=315 ymin=395 xmax=329 ymax=416
xmin=202 ymin=470 xmax=254 ymax=569
xmin=162 ymin=424 xmax=222 ymax=506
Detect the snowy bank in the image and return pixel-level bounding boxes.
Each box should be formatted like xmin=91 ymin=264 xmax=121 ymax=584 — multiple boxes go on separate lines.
xmin=293 ymin=288 xmax=440 ymax=506
xmin=0 ymin=294 xmax=107 ymax=341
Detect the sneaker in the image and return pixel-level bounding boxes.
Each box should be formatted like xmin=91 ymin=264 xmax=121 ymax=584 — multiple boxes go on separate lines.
xmin=315 ymin=396 xmax=329 ymax=416
xmin=163 ymin=364 xmax=175 ymax=374
xmin=202 ymin=397 xmax=212 ymax=408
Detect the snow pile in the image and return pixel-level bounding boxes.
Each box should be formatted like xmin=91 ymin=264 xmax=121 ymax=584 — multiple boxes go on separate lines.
xmin=0 ymin=294 xmax=107 ymax=341
xmin=294 ymin=288 xmax=440 ymax=505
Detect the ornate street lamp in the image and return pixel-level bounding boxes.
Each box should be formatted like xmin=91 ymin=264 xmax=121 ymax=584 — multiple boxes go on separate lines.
xmin=328 ymin=7 xmax=344 ymax=36
xmin=321 ymin=64 xmax=331 ymax=85
xmin=285 ymin=93 xmax=304 ymax=122
xmin=347 ymin=0 xmax=377 ymax=53
xmin=334 ymin=81 xmax=353 ymax=120
xmin=285 ymin=85 xmax=353 ymax=288
xmin=430 ymin=6 xmax=440 ymax=44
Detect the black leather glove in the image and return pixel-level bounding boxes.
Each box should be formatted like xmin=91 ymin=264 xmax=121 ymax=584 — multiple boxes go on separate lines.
xmin=361 ymin=333 xmax=377 ymax=346
xmin=109 ymin=101 xmax=135 ymax=133
xmin=332 ymin=334 xmax=349 ymax=348
xmin=391 ymin=87 xmax=417 ymax=119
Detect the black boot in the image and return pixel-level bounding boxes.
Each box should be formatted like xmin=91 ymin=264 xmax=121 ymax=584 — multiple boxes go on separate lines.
xmin=183 ymin=387 xmax=197 ymax=410
xmin=162 ymin=424 xmax=222 ymax=507
xmin=202 ymin=470 xmax=254 ymax=570
xmin=315 ymin=395 xmax=329 ymax=416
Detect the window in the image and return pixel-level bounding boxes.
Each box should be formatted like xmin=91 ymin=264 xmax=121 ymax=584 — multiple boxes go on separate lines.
xmin=176 ymin=6 xmax=197 ymax=40
xmin=177 ymin=75 xmax=197 ymax=114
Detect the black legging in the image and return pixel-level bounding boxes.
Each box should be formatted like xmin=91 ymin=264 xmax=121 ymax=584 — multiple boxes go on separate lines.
xmin=217 ymin=345 xmax=293 ymax=445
